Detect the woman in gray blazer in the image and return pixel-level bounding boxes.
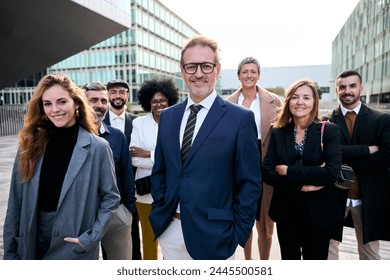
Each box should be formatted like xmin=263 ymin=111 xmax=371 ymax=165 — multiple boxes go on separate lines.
xmin=3 ymin=74 xmax=120 ymax=260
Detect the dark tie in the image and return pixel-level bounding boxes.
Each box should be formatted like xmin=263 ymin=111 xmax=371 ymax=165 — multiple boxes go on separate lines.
xmin=345 ymin=111 xmax=357 ymax=137
xmin=181 ymin=104 xmax=202 ymax=163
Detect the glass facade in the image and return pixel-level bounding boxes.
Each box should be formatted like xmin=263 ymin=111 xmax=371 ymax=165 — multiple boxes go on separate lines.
xmin=49 ymin=0 xmax=199 ymax=103
xmin=331 ymin=0 xmax=390 ymax=103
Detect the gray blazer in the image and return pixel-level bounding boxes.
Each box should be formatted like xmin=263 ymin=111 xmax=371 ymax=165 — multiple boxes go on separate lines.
xmin=3 ymin=127 xmax=120 ymax=259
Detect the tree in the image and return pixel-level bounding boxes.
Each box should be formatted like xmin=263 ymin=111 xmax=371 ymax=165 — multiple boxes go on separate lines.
xmin=314 ymin=82 xmax=323 ymax=99
xmin=266 ymin=86 xmax=285 ymax=97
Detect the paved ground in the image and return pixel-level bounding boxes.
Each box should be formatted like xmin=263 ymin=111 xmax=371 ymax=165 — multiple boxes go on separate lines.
xmin=1 ymin=134 xmax=389 ymax=260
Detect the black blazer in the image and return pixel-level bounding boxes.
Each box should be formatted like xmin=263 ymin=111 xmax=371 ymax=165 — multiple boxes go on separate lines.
xmin=329 ymin=104 xmax=390 ymax=243
xmin=262 ymin=122 xmax=343 ymax=228
xmin=103 ymin=111 xmax=138 ymax=145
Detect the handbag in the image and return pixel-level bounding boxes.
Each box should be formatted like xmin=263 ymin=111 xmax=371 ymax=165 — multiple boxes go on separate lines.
xmin=135 ymin=176 xmax=152 ymax=195
xmin=335 ymin=164 xmax=355 ymax=190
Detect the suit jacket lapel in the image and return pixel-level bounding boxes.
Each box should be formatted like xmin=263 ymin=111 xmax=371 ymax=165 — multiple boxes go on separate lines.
xmin=303 ymin=123 xmax=321 ymax=161
xmin=28 ymin=157 xmax=43 ymax=215
xmin=124 ymin=113 xmax=132 ymax=142
xmin=283 ymin=124 xmax=296 ymax=164
xmin=352 ymin=104 xmax=368 ymax=144
xmin=57 ymin=127 xmax=89 ymax=208
xmin=103 ymin=113 xmax=111 ymax=126
xmin=185 ymin=96 xmax=226 ymax=165
xmin=259 ymin=86 xmax=275 ymax=141
xmin=172 ymin=102 xmax=187 ymax=166
xmin=333 ymin=107 xmax=351 ymax=144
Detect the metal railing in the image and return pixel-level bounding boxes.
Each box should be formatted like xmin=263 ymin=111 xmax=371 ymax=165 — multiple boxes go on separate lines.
xmin=0 ymin=105 xmax=26 ymax=136
xmin=0 ymin=102 xmax=388 ymax=137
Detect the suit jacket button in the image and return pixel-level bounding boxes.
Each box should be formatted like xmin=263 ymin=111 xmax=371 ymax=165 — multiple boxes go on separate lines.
xmin=53 ymin=233 xmax=59 ymax=237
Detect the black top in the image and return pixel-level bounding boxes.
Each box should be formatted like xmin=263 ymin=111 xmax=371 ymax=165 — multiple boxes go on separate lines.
xmin=38 ymin=123 xmax=79 ymax=211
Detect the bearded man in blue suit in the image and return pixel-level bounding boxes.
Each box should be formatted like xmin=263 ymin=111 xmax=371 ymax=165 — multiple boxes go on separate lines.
xmin=149 ymin=35 xmax=262 ymax=260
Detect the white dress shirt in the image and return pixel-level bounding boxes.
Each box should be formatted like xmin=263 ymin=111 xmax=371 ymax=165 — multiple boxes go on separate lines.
xmin=179 ymin=90 xmax=217 ymax=148
xmin=340 ymin=102 xmax=362 ymax=207
xmin=238 ymin=92 xmax=261 ymax=139
xmin=109 ymin=110 xmax=126 ymax=133
xmin=130 ymin=113 xmax=158 ymax=204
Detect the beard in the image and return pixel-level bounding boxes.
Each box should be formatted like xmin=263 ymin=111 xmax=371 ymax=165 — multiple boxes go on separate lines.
xmin=110 ymin=98 xmax=126 ymax=110
xmin=94 ymin=107 xmax=107 ymax=122
xmin=339 ymin=94 xmax=360 ymax=106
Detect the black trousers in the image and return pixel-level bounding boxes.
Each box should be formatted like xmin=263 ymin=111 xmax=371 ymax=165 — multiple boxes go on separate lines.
xmin=276 ymin=210 xmax=333 ymax=260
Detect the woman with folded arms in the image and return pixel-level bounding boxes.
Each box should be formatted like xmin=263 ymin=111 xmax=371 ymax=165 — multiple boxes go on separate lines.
xmin=130 ymin=77 xmax=179 ymax=259
xmin=262 ymin=79 xmax=343 ymax=260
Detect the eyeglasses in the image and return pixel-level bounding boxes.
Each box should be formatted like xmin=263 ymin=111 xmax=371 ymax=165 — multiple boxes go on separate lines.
xmin=150 ymin=98 xmax=168 ymax=106
xmin=182 ymin=62 xmax=216 ymax=74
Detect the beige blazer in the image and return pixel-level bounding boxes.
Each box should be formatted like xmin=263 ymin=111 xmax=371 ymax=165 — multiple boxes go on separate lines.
xmin=226 ymin=85 xmax=282 ymax=159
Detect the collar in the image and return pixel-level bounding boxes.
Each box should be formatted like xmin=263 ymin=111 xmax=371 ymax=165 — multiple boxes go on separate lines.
xmin=238 ymin=91 xmax=259 ymax=104
xmin=185 ymin=90 xmax=217 ymax=111
xmin=99 ymin=122 xmax=111 ymax=135
xmin=340 ymin=102 xmax=361 ymax=116
xmin=109 ymin=110 xmax=126 ymax=121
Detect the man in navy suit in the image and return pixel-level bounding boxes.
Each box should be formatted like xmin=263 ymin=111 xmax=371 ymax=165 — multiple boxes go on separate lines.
xmin=84 ymin=82 xmax=136 ymax=259
xmin=149 ymin=35 xmax=262 ymax=260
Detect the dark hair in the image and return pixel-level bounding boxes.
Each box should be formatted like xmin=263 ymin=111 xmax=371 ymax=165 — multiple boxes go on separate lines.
xmin=137 ymin=77 xmax=179 ymax=112
xmin=237 ymin=57 xmax=260 ymax=75
xmin=336 ymin=70 xmax=362 ymax=84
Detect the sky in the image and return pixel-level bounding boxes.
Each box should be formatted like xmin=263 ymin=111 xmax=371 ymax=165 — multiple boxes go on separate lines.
xmin=160 ymin=0 xmax=360 ymax=69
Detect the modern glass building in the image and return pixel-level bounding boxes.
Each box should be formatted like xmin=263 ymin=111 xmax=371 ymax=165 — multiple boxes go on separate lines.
xmin=0 ymin=0 xmax=132 ymax=104
xmin=331 ymin=0 xmax=390 ymax=104
xmin=48 ymin=0 xmax=199 ymax=103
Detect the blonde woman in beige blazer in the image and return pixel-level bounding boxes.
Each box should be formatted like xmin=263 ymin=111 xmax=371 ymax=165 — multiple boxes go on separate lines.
xmin=226 ymin=57 xmax=282 ymax=260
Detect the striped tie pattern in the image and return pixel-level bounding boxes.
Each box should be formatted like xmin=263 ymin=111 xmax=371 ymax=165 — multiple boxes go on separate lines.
xmin=181 ymin=104 xmax=202 ymax=163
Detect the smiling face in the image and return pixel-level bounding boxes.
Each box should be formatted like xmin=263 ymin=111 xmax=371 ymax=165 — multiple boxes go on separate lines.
xmin=180 ymin=44 xmax=220 ymax=103
xmin=238 ymin=63 xmax=260 ymax=89
xmin=288 ymin=85 xmax=314 ymax=122
xmin=108 ymin=85 xmax=128 ymax=110
xmin=336 ymin=75 xmax=363 ymax=110
xmin=42 ymin=85 xmax=79 ymax=128
xmin=150 ymin=92 xmax=168 ymax=118
xmin=85 ymin=89 xmax=109 ymax=122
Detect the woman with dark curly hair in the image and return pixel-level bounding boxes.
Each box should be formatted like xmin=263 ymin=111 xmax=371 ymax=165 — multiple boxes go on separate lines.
xmin=130 ymin=76 xmax=179 ymax=259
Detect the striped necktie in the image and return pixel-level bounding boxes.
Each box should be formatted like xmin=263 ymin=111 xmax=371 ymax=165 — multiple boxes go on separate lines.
xmin=181 ymin=104 xmax=202 ymax=163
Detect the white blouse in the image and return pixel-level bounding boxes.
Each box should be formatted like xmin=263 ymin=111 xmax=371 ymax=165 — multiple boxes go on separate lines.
xmin=238 ymin=92 xmax=261 ymax=139
xmin=130 ymin=113 xmax=158 ymax=204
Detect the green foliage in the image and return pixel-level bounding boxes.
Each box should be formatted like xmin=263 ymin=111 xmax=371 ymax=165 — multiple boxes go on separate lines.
xmin=266 ymin=87 xmax=285 ymax=97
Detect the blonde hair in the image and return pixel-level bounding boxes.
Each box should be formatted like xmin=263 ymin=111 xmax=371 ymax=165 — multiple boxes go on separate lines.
xmin=274 ymin=78 xmax=320 ymax=128
xmin=18 ymin=74 xmax=97 ymax=181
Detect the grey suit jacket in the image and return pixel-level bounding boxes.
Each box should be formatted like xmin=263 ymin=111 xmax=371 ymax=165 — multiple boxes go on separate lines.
xmin=3 ymin=127 xmax=120 ymax=259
